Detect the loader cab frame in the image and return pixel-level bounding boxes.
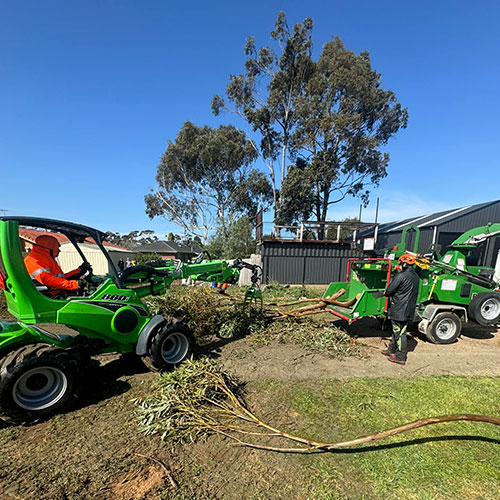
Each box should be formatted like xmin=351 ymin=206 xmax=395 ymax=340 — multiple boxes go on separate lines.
xmin=0 ymin=216 xmax=120 ymax=322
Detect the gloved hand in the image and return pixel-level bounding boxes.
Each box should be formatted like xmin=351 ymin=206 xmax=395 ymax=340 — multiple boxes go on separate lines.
xmin=79 ymin=261 xmax=92 ymax=273
xmin=78 ymin=279 xmax=89 ymax=294
xmin=372 ymin=290 xmax=385 ymax=299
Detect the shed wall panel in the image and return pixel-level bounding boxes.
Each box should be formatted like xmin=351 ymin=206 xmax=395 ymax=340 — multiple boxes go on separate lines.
xmin=260 ymin=241 xmax=358 ymax=284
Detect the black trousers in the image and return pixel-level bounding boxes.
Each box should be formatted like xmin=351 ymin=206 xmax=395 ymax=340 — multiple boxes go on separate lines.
xmin=388 ymin=320 xmax=409 ymax=361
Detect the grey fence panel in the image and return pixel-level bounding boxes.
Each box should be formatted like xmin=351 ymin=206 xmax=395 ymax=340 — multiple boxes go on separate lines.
xmin=259 ymin=241 xmax=359 ymax=284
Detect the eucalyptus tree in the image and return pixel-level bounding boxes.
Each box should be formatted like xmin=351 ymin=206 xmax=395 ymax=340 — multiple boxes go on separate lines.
xmin=214 ymin=13 xmax=408 ymax=237
xmin=212 ymin=11 xmax=314 ymax=224
xmin=280 ymin=38 xmax=408 ymax=236
xmin=145 ymin=122 xmax=272 ymax=242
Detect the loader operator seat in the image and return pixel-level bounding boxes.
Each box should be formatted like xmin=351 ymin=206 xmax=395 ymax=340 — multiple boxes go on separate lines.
xmin=31 ymin=279 xmax=50 ymax=296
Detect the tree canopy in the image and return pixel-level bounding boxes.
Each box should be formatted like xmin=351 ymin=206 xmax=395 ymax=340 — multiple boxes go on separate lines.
xmin=145 ymin=122 xmax=273 ymax=242
xmin=282 ymin=37 xmax=408 ymax=229
xmin=205 ymin=216 xmax=256 ymax=260
xmin=213 ymin=12 xmax=408 ymax=236
xmin=212 ymin=12 xmax=314 ymax=224
xmin=105 ymin=230 xmax=158 ymax=249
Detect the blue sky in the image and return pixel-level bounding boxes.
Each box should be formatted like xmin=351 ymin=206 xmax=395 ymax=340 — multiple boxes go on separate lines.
xmin=1 ymin=0 xmax=499 ymax=237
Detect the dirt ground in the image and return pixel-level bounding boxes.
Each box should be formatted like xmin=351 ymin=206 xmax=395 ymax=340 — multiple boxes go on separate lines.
xmin=222 ymin=318 xmax=500 ymax=380
xmin=1 ymin=296 xmax=500 ymax=499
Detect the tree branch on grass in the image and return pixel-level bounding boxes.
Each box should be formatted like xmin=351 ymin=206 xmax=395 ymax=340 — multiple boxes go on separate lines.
xmin=137 ymin=358 xmax=500 ymax=455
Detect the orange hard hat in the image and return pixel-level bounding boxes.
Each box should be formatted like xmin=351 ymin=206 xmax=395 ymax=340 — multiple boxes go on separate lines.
xmin=35 ymin=235 xmax=60 ymax=256
xmin=398 ymin=253 xmax=416 ymax=266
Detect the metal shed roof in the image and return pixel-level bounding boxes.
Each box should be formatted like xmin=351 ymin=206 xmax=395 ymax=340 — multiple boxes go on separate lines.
xmin=377 ymin=200 xmax=500 ymax=234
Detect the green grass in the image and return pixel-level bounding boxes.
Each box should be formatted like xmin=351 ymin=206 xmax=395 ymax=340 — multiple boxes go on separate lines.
xmin=248 ymin=376 xmax=500 ymax=500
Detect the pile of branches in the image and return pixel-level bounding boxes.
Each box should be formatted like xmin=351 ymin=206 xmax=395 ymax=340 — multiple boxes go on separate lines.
xmin=250 ymin=319 xmax=362 ymax=359
xmin=146 ymin=286 xmax=365 ymax=357
xmin=137 ymin=358 xmax=500 ymax=453
xmin=264 ymin=288 xmax=360 ymax=319
xmin=146 ymin=287 xmax=262 ymax=341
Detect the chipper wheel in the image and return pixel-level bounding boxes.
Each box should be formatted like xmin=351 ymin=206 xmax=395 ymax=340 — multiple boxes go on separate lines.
xmin=468 ymin=292 xmax=500 ymax=326
xmin=0 ymin=344 xmax=79 ymax=424
xmin=143 ymin=320 xmax=193 ymax=372
xmin=425 ymin=312 xmax=462 ymax=344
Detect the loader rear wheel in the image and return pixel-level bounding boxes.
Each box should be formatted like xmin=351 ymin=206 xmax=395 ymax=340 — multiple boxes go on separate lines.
xmin=425 ymin=312 xmax=462 ymax=344
xmin=469 ymin=292 xmax=500 ymax=326
xmin=144 ymin=321 xmax=193 ymax=372
xmin=0 ymin=344 xmax=78 ymax=424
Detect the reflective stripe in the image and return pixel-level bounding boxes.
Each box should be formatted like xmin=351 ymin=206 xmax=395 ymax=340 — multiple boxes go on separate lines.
xmin=55 ymin=273 xmax=64 ymax=277
xmin=30 ymin=268 xmax=51 ymax=279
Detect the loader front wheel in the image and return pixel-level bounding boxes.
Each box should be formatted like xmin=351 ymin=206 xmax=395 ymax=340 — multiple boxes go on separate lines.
xmin=425 ymin=312 xmax=462 ymax=344
xmin=0 ymin=344 xmax=78 ymax=424
xmin=145 ymin=321 xmax=193 ymax=372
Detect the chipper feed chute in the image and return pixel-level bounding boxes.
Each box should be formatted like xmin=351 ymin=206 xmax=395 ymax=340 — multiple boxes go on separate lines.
xmin=323 ymin=258 xmax=392 ymax=323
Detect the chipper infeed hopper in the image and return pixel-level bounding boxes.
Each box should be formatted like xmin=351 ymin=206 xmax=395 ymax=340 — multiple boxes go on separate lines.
xmin=323 ymin=258 xmax=392 ymax=323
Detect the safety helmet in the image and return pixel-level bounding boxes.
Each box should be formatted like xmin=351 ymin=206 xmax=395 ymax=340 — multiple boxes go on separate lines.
xmin=398 ymin=253 xmax=416 ymax=266
xmin=35 ymin=235 xmax=61 ymax=257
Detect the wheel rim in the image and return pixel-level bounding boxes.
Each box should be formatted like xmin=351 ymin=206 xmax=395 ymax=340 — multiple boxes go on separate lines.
xmin=161 ymin=332 xmax=190 ymax=364
xmin=13 ymin=366 xmax=68 ymax=411
xmin=480 ymin=298 xmax=500 ymax=321
xmin=435 ymin=318 xmax=457 ymax=340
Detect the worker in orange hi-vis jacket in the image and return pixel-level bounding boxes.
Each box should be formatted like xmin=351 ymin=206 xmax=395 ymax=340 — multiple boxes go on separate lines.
xmin=24 ymin=235 xmax=91 ymax=295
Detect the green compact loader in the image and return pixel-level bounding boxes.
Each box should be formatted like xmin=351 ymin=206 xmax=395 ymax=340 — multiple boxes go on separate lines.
xmin=323 ymin=224 xmax=500 ymax=343
xmin=0 ymin=217 xmax=247 ymax=423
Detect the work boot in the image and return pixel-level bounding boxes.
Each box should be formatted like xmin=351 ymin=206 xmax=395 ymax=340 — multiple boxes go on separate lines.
xmin=381 ymin=350 xmax=395 ymax=357
xmin=387 ymin=356 xmax=406 ymax=365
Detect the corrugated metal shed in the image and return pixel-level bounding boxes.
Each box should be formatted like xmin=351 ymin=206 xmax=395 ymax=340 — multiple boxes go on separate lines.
xmin=259 ymin=240 xmax=359 ymax=284
xmin=362 ymin=199 xmax=500 ymax=267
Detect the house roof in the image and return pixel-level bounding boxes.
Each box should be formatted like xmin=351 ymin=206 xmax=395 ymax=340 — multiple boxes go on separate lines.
xmin=133 ymin=240 xmax=203 ymax=254
xmin=19 ymin=228 xmax=129 ymax=251
xmin=371 ymin=200 xmax=500 ymax=235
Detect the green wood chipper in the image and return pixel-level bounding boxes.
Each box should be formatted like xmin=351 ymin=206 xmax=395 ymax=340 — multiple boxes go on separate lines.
xmin=323 ymin=224 xmax=500 ymax=344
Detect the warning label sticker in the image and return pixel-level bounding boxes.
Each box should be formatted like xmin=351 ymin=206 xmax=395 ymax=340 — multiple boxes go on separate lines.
xmin=441 ymin=279 xmax=458 ymax=291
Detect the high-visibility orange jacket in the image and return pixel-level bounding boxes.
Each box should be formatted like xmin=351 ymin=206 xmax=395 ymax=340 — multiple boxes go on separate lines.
xmin=24 ymin=245 xmax=81 ymax=293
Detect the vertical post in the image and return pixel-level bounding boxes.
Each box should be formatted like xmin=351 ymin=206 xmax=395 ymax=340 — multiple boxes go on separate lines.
xmin=432 ymin=226 xmax=438 ymax=245
xmin=353 ymin=230 xmax=357 ymax=242
xmin=375 ymin=198 xmax=380 ymax=224
xmin=300 ymin=223 xmax=304 ymax=242
xmin=374 ymin=224 xmax=379 ymax=243
xmin=358 ymin=205 xmax=362 ymax=222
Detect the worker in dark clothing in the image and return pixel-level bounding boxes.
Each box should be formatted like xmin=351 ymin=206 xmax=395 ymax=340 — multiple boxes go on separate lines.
xmin=381 ymin=254 xmax=420 ymax=365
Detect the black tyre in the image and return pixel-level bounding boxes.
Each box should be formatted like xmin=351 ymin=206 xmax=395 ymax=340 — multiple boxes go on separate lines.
xmin=145 ymin=320 xmax=193 ymax=372
xmin=468 ymin=292 xmax=500 ymax=326
xmin=0 ymin=344 xmax=79 ymax=424
xmin=425 ymin=312 xmax=462 ymax=344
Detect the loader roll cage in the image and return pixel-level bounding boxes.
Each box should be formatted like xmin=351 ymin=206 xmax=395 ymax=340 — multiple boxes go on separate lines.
xmin=0 ymin=215 xmax=120 ymax=284
xmin=0 ymin=216 xmax=130 ymax=322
